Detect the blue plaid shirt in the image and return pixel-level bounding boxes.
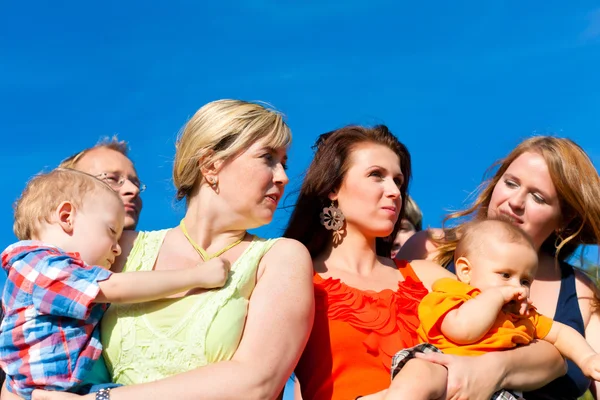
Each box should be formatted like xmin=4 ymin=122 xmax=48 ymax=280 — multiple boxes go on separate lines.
xmin=0 ymin=241 xmax=112 ymax=399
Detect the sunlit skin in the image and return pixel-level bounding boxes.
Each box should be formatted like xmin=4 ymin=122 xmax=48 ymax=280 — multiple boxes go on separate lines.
xmin=35 ymin=191 xmax=124 ymax=269
xmin=205 ymin=138 xmax=289 ymax=231
xmin=333 ymin=143 xmax=404 ymax=240
xmin=69 ymin=193 xmax=124 ymax=269
xmin=458 ymin=238 xmax=538 ymax=315
xmin=75 ymin=147 xmax=143 ymax=230
xmin=488 ymin=152 xmax=562 ymax=251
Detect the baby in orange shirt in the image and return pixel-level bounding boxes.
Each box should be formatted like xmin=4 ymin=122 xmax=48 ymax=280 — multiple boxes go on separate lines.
xmin=386 ymin=218 xmax=600 ymax=400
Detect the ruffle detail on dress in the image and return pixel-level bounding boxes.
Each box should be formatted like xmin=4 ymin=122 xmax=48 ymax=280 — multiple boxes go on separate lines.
xmin=314 ymin=274 xmax=428 ymax=370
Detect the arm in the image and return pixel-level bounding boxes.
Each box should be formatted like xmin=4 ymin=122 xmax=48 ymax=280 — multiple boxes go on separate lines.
xmin=1 ymin=383 xmax=21 ymax=400
xmin=544 ymin=321 xmax=600 ymax=380
xmin=396 ymin=229 xmax=442 ymax=262
xmin=408 ymin=259 xmax=455 ymax=291
xmin=415 ymin=339 xmax=566 ymax=399
xmin=492 ymin=339 xmax=566 ymax=391
xmin=586 ymin=311 xmax=600 ymax=396
xmin=95 ymin=258 xmax=230 ymax=303
xmin=441 ymin=286 xmax=526 ymax=344
xmin=88 ymin=238 xmax=314 ymax=400
xmin=575 ymin=269 xmax=600 ymax=395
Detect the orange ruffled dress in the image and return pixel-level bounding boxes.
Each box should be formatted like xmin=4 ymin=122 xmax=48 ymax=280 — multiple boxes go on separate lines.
xmin=295 ymin=260 xmax=428 ymax=400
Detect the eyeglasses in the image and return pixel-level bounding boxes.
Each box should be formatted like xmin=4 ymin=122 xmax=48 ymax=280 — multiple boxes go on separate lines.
xmin=96 ymin=172 xmax=146 ymax=193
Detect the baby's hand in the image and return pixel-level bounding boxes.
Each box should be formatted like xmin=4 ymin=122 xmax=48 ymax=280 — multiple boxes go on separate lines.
xmin=581 ymin=353 xmax=600 ymax=381
xmin=496 ymin=286 xmax=528 ymax=304
xmin=197 ymin=257 xmax=231 ymax=289
xmin=493 ymin=286 xmax=532 ymax=315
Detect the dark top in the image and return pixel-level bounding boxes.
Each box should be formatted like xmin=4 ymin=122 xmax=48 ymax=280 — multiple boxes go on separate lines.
xmin=446 ymin=260 xmax=590 ymax=399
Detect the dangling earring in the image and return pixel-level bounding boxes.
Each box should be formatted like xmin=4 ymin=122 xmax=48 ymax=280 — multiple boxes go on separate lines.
xmin=207 ymin=177 xmax=218 ymax=190
xmin=554 ymin=229 xmax=564 ymax=250
xmin=320 ymin=201 xmax=345 ymax=231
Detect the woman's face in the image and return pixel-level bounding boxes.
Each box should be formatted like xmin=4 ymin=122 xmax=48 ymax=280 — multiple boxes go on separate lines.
xmin=215 ymin=138 xmax=289 ymax=230
xmin=390 ymin=219 xmax=417 ymax=258
xmin=488 ymin=151 xmax=562 ymax=251
xmin=333 ymin=142 xmax=403 ymax=239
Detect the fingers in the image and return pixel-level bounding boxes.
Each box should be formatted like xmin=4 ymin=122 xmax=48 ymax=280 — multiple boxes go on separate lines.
xmin=414 ymin=351 xmax=453 ymax=367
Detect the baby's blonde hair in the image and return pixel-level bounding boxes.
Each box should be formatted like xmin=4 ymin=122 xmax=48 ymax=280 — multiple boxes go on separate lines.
xmin=14 ymin=168 xmax=120 ymax=240
xmin=455 ymin=217 xmax=536 ymax=261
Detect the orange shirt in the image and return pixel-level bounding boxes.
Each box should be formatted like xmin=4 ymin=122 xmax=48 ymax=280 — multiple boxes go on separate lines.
xmin=295 ymin=260 xmax=428 ymax=400
xmin=417 ymin=278 xmax=554 ymax=356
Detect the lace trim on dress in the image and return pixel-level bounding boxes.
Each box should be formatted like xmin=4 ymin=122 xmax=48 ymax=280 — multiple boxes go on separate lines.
xmin=109 ymin=232 xmax=279 ymax=383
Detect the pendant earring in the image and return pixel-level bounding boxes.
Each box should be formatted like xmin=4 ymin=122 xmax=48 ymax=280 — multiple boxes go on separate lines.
xmin=208 ymin=177 xmax=218 ymax=190
xmin=320 ymin=201 xmax=345 ymax=231
xmin=554 ymin=229 xmax=564 ymax=249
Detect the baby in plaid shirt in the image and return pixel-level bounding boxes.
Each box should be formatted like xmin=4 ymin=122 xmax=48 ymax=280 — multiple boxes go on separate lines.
xmin=386 ymin=218 xmax=600 ymax=400
xmin=0 ymin=169 xmax=230 ymax=399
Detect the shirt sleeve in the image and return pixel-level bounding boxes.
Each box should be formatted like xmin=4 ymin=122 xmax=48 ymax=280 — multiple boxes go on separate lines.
xmin=418 ymin=278 xmax=480 ymax=338
xmin=529 ymin=310 xmax=554 ymax=340
xmin=15 ymin=250 xmax=113 ymax=320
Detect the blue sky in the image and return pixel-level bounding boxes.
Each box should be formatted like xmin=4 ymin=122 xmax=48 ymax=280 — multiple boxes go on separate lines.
xmin=2 ymin=2 xmax=600 ymax=390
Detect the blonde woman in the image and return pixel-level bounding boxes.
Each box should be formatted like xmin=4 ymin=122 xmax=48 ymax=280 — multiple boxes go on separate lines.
xmin=25 ymin=100 xmax=314 ymax=400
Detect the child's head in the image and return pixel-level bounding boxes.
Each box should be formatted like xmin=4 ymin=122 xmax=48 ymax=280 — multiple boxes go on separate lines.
xmin=454 ymin=218 xmax=538 ymax=295
xmin=14 ymin=168 xmax=125 ymax=268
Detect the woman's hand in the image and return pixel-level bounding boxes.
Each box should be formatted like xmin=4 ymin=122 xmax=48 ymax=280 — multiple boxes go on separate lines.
xmin=415 ymin=352 xmax=501 ymax=400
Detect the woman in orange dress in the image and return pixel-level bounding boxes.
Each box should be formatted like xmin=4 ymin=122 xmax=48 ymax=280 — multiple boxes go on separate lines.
xmin=285 ymin=125 xmax=567 ymax=400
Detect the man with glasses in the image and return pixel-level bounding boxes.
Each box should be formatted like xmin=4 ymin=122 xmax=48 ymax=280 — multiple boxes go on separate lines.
xmin=0 ymin=138 xmax=144 ymax=390
xmin=59 ymin=136 xmax=144 ymax=230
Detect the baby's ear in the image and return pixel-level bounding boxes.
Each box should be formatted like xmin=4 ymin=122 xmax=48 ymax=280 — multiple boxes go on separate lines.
xmin=455 ymin=257 xmax=472 ymax=285
xmin=56 ymin=201 xmax=75 ymax=234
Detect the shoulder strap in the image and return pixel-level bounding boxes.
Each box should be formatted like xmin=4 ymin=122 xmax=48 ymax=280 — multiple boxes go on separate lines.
xmin=395 ymin=259 xmax=421 ymax=283
xmin=123 ymin=229 xmax=169 ymax=272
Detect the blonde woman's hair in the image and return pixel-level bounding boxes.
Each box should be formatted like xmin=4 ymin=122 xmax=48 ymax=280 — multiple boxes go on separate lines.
xmin=59 ymin=135 xmax=129 ymax=169
xmin=173 ymin=99 xmax=292 ymax=203
xmin=14 ymin=168 xmax=120 ymax=240
xmin=433 ymin=136 xmax=600 ymax=267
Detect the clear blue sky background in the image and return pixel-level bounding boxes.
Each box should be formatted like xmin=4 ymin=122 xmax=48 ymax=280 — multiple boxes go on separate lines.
xmin=2 ymin=2 xmax=600 ymax=394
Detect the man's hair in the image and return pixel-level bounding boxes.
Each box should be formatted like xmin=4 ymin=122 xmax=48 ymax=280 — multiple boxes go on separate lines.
xmin=404 ymin=195 xmax=423 ymax=231
xmin=13 ymin=168 xmax=120 ymax=240
xmin=455 ymin=217 xmax=535 ymax=260
xmin=58 ymin=135 xmax=129 ymax=169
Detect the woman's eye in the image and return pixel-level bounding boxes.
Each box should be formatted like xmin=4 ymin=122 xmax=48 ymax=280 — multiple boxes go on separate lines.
xmin=505 ymin=180 xmax=518 ymax=188
xmin=532 ymin=193 xmax=546 ymax=204
xmin=369 ymin=171 xmax=382 ymax=178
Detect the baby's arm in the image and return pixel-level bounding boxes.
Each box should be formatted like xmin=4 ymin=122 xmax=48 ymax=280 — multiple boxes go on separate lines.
xmin=441 ymin=286 xmax=528 ymax=344
xmin=544 ymin=321 xmax=600 ymax=381
xmin=95 ymin=258 xmax=230 ymax=303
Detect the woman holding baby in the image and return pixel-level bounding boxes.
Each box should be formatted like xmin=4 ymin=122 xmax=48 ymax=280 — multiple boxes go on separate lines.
xmin=17 ymin=99 xmax=314 ymax=400
xmin=400 ymin=136 xmax=600 ymax=399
